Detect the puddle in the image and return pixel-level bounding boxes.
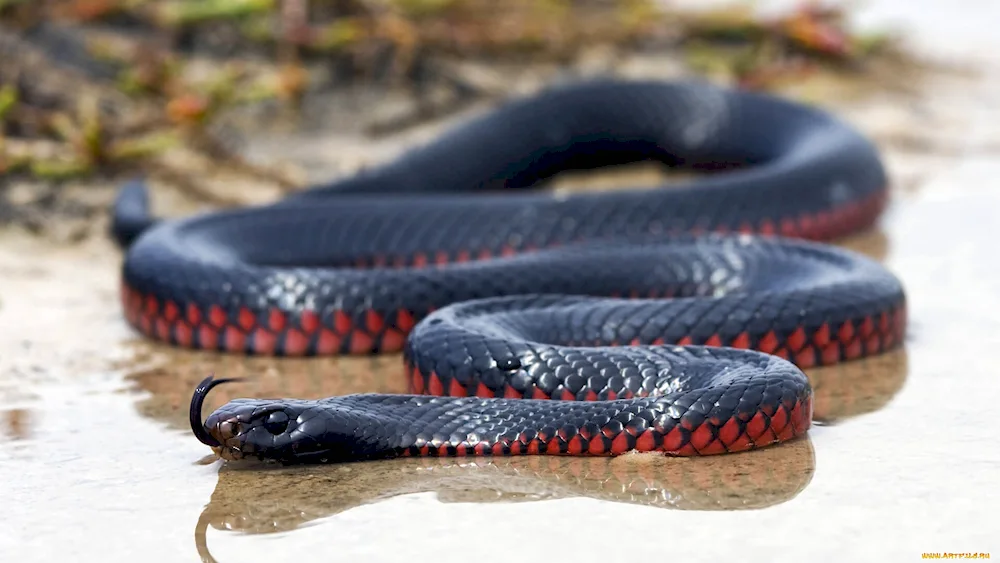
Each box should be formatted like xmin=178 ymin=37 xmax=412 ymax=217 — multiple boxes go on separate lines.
xmin=3 ymin=6 xmax=1000 ymax=562
xmin=193 ymin=441 xmax=816 ymax=561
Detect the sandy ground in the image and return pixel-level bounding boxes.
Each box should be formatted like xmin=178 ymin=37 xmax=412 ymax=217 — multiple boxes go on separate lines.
xmin=3 ymin=2 xmax=1000 ymax=562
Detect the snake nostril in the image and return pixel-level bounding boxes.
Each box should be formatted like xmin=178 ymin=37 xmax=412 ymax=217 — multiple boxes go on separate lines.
xmin=218 ymin=419 xmax=239 ymax=439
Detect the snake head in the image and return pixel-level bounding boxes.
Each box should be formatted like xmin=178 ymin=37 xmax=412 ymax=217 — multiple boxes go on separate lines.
xmin=190 ymin=376 xmax=370 ymax=464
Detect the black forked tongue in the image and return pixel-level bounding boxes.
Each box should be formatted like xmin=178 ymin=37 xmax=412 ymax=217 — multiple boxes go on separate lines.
xmin=190 ymin=375 xmax=244 ymax=447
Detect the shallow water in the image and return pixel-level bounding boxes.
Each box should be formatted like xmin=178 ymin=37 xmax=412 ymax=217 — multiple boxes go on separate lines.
xmin=3 ymin=5 xmax=1000 ymax=563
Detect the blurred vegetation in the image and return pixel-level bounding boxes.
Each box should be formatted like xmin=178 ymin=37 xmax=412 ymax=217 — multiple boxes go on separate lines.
xmin=0 ymin=0 xmax=905 ymax=183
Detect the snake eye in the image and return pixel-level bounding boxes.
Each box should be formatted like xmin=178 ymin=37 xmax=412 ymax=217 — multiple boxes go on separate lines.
xmin=263 ymin=411 xmax=290 ymax=435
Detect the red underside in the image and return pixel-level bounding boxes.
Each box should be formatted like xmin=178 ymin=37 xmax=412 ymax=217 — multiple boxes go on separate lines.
xmin=121 ymin=189 xmax=892 ymax=356
xmin=393 ymin=387 xmax=815 ymax=457
xmin=124 ymin=189 xmax=898 ymax=456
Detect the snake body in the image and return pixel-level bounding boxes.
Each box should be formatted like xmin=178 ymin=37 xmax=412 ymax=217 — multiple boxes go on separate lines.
xmin=111 ymin=79 xmax=906 ymax=464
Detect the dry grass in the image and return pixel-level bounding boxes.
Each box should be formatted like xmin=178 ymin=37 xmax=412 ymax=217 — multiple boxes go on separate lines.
xmin=0 ymin=1 xmax=911 ymax=193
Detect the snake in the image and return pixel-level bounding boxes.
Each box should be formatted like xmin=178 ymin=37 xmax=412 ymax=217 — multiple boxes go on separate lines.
xmin=111 ymin=78 xmax=907 ymax=465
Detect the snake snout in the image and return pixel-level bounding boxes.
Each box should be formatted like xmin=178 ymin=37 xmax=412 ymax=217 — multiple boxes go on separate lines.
xmin=201 ymin=413 xmax=248 ymax=460
xmin=196 ymin=406 xmax=264 ymax=461
xmin=207 ymin=414 xmax=240 ymax=442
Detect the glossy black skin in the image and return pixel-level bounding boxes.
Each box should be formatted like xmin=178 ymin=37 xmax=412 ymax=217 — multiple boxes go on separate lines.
xmin=190 ymin=235 xmax=904 ymax=463
xmin=115 ymin=78 xmax=887 ymax=339
xmin=107 ymin=78 xmax=903 ymax=463
xmin=196 ymin=344 xmax=805 ymax=463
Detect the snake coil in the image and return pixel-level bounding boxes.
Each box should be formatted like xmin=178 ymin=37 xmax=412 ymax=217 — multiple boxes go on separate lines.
xmin=111 ymin=78 xmax=906 ymax=464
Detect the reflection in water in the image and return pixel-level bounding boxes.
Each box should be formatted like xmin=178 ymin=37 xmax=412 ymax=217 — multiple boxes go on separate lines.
xmin=807 ymin=347 xmax=909 ymax=424
xmin=194 ymin=439 xmax=815 ymax=561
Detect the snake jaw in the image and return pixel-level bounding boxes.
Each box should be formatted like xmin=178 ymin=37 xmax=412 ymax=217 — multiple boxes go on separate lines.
xmin=190 ymin=374 xmax=244 ymax=449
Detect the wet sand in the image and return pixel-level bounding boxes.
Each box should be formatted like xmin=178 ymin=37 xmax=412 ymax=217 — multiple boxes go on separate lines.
xmin=3 ymin=5 xmax=1000 ymax=563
